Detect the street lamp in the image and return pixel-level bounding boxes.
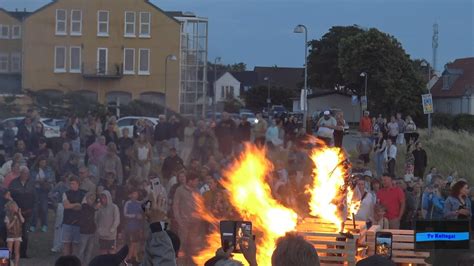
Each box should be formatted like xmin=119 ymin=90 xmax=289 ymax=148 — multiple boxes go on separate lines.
xmin=164 ymin=54 xmax=177 ymax=116
xmin=420 ymin=60 xmax=432 ymax=137
xmin=360 ymin=72 xmax=368 ymax=110
xmin=213 ymin=57 xmax=221 ymax=119
xmin=294 ymin=24 xmax=309 ymax=131
xmin=264 ymin=76 xmax=271 ymax=113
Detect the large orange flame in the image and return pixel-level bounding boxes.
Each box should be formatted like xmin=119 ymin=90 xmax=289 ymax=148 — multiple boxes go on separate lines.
xmin=307 ymin=139 xmax=358 ymax=232
xmin=194 ymin=144 xmax=298 ymax=265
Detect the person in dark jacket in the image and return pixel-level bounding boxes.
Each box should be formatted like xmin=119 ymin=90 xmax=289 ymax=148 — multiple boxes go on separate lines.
xmin=168 ymin=116 xmax=181 ymax=151
xmin=161 ymin=148 xmax=184 ymax=180
xmin=30 ymin=122 xmax=45 ymax=154
xmin=66 ymin=117 xmax=81 ymax=154
xmin=78 ymin=192 xmax=98 ymax=265
xmin=215 ymin=112 xmax=236 ymax=157
xmin=16 ymin=117 xmax=34 ymax=151
xmin=62 ymin=176 xmax=86 ymax=256
xmin=412 ymin=142 xmax=428 ymax=180
xmin=235 ymin=115 xmax=252 ymax=153
xmin=102 ymin=122 xmax=119 ymax=145
xmin=2 ymin=121 xmax=16 ymax=157
xmin=9 ymin=166 xmax=35 ymax=258
xmin=154 ymin=115 xmax=169 ymax=158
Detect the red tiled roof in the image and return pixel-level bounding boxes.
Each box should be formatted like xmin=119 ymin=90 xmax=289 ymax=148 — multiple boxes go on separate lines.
xmin=431 ymin=57 xmax=474 ymax=98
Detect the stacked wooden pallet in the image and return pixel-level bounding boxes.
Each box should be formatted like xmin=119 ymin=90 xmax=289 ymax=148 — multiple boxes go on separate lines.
xmin=366 ymin=225 xmax=431 ymax=265
xmin=297 ymin=218 xmax=367 ymax=266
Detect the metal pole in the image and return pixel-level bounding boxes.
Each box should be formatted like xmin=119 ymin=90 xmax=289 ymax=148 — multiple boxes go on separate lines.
xmin=267 ymin=79 xmax=271 ymax=112
xmin=213 ymin=58 xmax=219 ymax=119
xmin=303 ymin=25 xmax=308 ymax=131
xmin=364 ymin=74 xmax=368 ymax=109
xmin=164 ymin=56 xmax=168 ymax=116
xmin=428 ymin=63 xmax=432 ymax=137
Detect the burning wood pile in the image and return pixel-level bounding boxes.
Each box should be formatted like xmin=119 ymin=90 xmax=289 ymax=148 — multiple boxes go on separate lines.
xmin=193 ymin=139 xmax=366 ymax=265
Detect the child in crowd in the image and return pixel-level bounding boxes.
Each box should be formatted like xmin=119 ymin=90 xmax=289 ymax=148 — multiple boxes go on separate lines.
xmin=5 ymin=200 xmax=24 ymax=266
xmin=371 ymin=203 xmax=389 ymax=229
xmin=123 ymin=189 xmax=144 ymax=263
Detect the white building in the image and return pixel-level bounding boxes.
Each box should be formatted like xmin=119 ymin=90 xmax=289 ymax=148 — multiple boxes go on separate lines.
xmin=214 ymin=72 xmax=241 ymax=103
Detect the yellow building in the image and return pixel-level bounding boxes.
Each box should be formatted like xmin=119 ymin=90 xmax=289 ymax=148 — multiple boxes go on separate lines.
xmin=0 ymin=8 xmax=26 ymax=94
xmin=21 ymin=0 xmax=181 ymax=111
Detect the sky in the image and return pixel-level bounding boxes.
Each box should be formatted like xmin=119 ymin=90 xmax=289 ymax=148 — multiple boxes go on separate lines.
xmin=1 ymin=0 xmax=473 ymax=71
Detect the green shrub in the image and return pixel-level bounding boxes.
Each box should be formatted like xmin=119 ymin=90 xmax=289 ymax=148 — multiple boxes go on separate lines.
xmin=432 ymin=112 xmax=455 ymax=129
xmin=453 ymin=114 xmax=474 ymax=133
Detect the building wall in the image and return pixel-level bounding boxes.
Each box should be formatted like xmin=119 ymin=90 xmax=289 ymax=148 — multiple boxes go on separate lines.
xmin=307 ymin=94 xmax=361 ymax=123
xmin=0 ymin=10 xmax=23 ymax=72
xmin=215 ymin=72 xmax=240 ymax=102
xmin=22 ymin=0 xmax=181 ymax=111
xmin=434 ymin=97 xmax=474 ymax=115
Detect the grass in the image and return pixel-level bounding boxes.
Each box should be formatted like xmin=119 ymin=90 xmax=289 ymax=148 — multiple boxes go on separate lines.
xmin=348 ymin=128 xmax=474 ymax=183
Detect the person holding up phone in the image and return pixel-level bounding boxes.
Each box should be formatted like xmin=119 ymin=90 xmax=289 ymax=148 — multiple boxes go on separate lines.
xmin=141 ymin=191 xmax=177 ymax=266
xmin=444 ymin=180 xmax=472 ymax=220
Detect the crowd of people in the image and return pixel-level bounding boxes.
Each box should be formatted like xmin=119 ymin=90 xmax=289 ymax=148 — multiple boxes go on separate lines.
xmin=0 ymin=108 xmax=472 ymax=266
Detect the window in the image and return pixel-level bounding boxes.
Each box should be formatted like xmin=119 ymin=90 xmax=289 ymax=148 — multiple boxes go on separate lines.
xmin=0 ymin=53 xmax=8 ymax=72
xmin=11 ymin=25 xmax=21 ymax=39
xmin=10 ymin=53 xmax=21 ymax=73
xmin=138 ymin=48 xmax=150 ymax=75
xmin=124 ymin=11 xmax=135 ymax=37
xmin=54 ymin=46 xmax=66 ymax=72
xmin=446 ymin=102 xmax=453 ymax=113
xmin=56 ymin=9 xmax=67 ymax=35
xmin=221 ymin=86 xmax=225 ymax=98
xmin=123 ymin=48 xmax=135 ymax=74
xmin=229 ymin=86 xmax=234 ymax=97
xmin=97 ymin=48 xmax=108 ymax=74
xmin=97 ymin=11 xmax=109 ymax=36
xmin=0 ymin=25 xmax=9 ymax=39
xmin=70 ymin=10 xmax=82 ymax=36
xmin=139 ymin=12 xmax=150 ymax=37
xmin=70 ymin=46 xmax=81 ymax=73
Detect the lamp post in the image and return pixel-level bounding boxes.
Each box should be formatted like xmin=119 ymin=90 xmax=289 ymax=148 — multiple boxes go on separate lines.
xmin=164 ymin=54 xmax=177 ymax=116
xmin=420 ymin=60 xmax=432 ymax=137
xmin=294 ymin=24 xmax=309 ymax=130
xmin=213 ymin=57 xmax=221 ymax=119
xmin=264 ymin=76 xmax=271 ymax=113
xmin=360 ymin=72 xmax=368 ymax=110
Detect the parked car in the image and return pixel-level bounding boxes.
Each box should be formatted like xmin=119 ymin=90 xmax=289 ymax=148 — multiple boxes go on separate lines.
xmin=0 ymin=117 xmax=64 ymax=149
xmin=116 ymin=116 xmax=160 ymax=137
xmin=240 ymin=112 xmax=258 ymax=125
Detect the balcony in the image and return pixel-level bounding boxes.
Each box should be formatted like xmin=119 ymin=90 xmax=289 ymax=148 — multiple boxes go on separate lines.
xmin=82 ymin=63 xmax=123 ymax=79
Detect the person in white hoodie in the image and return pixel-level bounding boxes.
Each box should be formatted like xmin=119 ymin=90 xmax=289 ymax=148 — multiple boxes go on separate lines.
xmin=95 ymin=190 xmax=120 ymax=255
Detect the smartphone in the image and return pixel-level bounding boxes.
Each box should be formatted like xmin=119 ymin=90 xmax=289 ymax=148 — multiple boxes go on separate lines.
xmin=375 ymin=232 xmax=393 ymax=259
xmin=0 ymin=248 xmax=9 ymax=266
xmin=220 ymin=221 xmax=252 ymax=253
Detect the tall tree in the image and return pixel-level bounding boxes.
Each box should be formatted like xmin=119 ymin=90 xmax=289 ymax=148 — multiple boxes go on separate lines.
xmin=338 ymin=28 xmax=425 ymax=119
xmin=207 ymin=62 xmax=247 ymax=72
xmin=307 ymin=25 xmax=364 ymax=90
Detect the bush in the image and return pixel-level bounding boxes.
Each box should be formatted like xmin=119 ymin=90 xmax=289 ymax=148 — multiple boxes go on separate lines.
xmin=453 ymin=114 xmax=474 ymax=133
xmin=432 ymin=112 xmax=455 ymax=129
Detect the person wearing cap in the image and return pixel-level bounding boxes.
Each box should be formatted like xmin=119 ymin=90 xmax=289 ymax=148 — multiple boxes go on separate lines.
xmin=316 ymin=111 xmax=337 ymax=146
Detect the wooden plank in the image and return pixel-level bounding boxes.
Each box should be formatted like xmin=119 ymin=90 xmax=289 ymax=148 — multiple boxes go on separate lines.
xmin=392 ymin=235 xmax=414 ymax=242
xmin=314 ymin=248 xmax=356 ymax=255
xmin=319 ymin=256 xmax=356 ymax=262
xmin=300 ymin=231 xmax=360 ymax=238
xmin=380 ymin=229 xmax=414 ymax=235
xmin=392 ymin=250 xmax=430 ymax=257
xmin=392 ymin=257 xmax=431 ymax=265
xmin=392 ymin=242 xmax=415 ymax=250
xmin=309 ymin=240 xmax=351 ymax=246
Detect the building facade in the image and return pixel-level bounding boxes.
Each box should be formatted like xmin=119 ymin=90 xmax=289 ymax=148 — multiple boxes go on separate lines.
xmin=431 ymin=57 xmax=474 ymax=115
xmin=21 ymin=0 xmax=181 ymax=111
xmin=0 ymin=8 xmax=27 ymax=94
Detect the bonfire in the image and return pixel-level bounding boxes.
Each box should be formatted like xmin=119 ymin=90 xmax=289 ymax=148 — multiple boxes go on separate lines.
xmin=194 ymin=140 xmax=360 ymax=265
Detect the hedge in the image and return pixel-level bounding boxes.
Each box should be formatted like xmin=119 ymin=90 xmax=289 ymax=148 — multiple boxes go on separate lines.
xmin=432 ymin=113 xmax=474 ymax=133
